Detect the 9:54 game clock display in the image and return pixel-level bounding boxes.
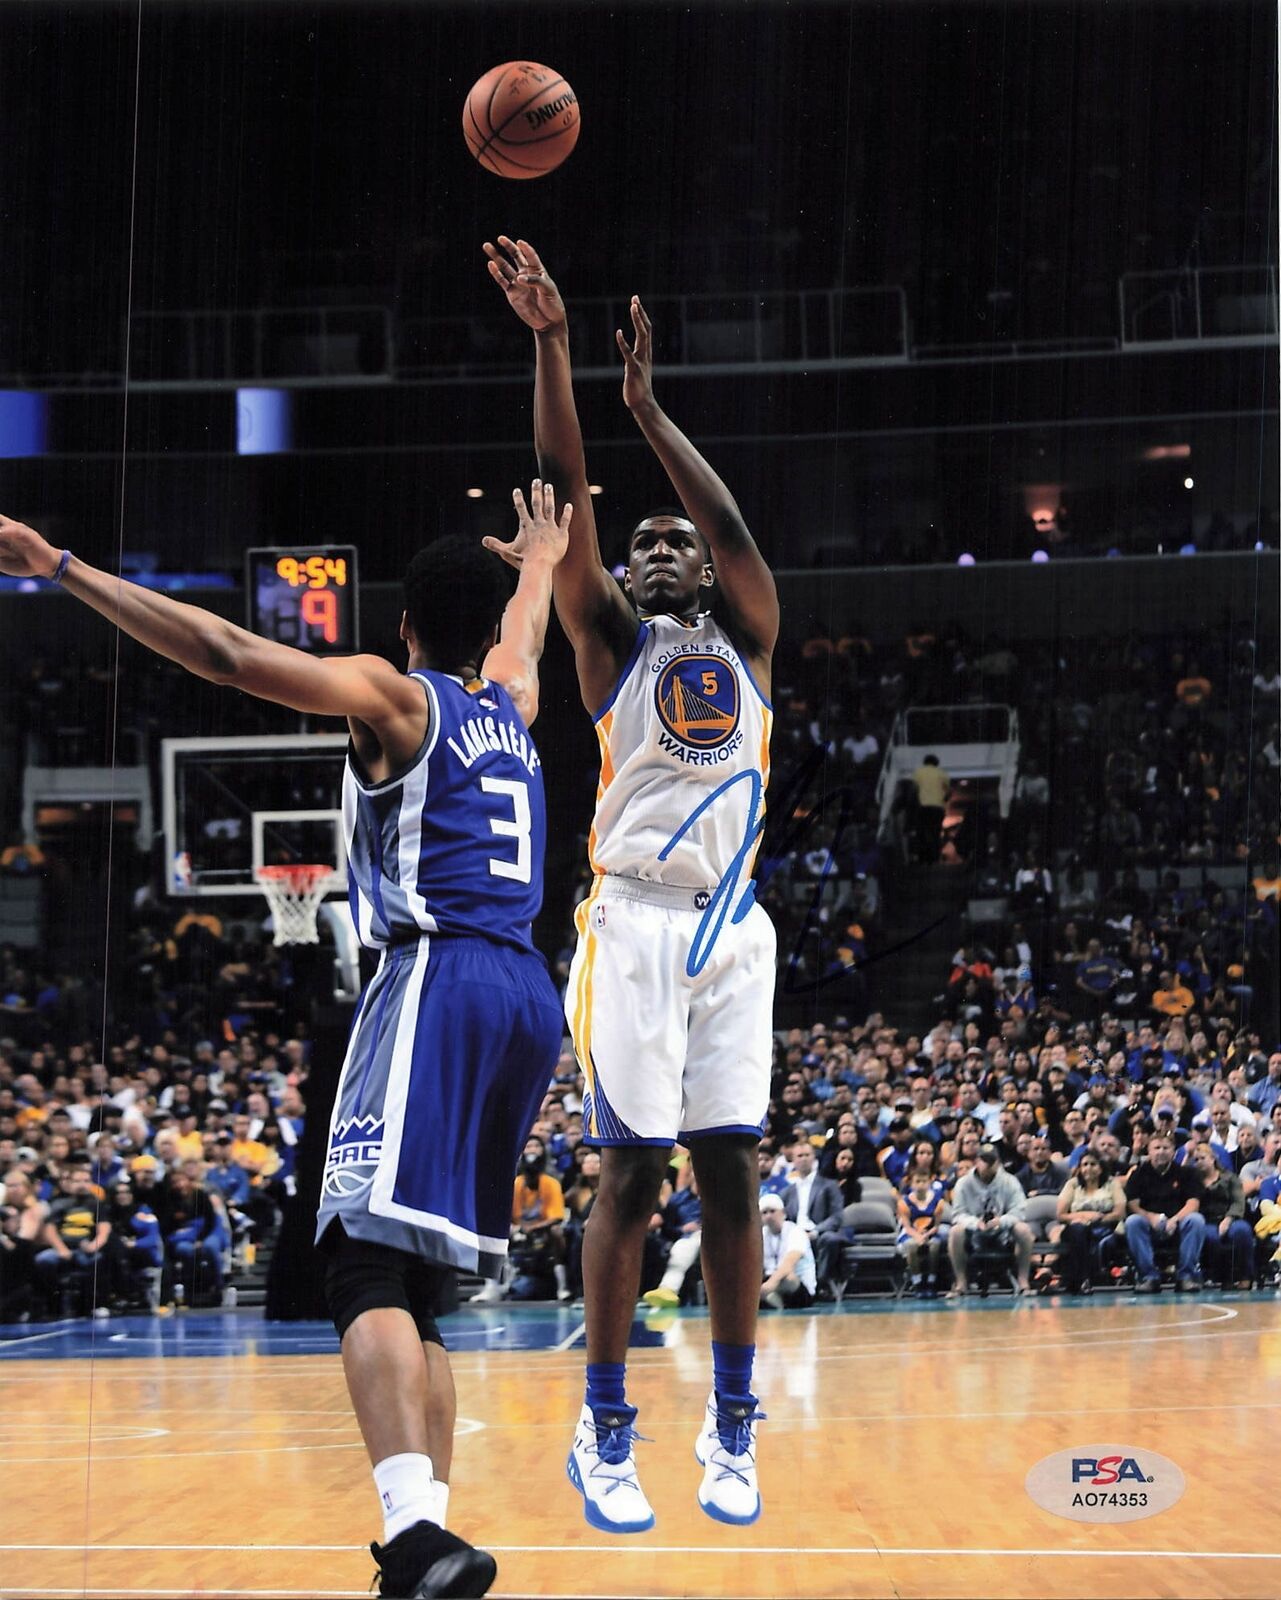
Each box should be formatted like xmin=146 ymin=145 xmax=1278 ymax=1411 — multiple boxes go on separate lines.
xmin=245 ymin=544 xmax=359 ymax=654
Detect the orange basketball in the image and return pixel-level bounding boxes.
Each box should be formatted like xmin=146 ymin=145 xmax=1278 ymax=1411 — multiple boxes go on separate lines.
xmin=463 ymin=61 xmax=580 ymax=180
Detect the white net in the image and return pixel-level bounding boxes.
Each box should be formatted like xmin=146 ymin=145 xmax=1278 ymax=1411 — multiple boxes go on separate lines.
xmin=254 ymin=864 xmax=343 ymax=946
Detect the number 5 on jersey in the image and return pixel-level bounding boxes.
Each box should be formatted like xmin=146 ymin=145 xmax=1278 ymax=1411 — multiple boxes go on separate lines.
xmin=481 ymin=777 xmax=532 ymax=883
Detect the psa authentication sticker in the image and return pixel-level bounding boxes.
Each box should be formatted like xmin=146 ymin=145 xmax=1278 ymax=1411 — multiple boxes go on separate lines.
xmin=1025 ymin=1445 xmax=1185 ymax=1523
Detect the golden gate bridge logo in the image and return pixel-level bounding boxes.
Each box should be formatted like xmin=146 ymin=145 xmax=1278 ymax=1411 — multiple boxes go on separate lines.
xmin=655 ymin=655 xmax=740 ymax=749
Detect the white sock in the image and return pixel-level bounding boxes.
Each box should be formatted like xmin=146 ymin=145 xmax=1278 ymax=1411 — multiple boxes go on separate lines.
xmin=373 ymin=1452 xmax=436 ymax=1543
xmin=553 ymin=1263 xmax=568 ymax=1293
xmin=431 ymin=1479 xmax=450 ymax=1528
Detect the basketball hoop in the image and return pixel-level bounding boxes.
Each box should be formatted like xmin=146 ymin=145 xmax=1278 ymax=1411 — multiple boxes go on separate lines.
xmin=254 ymin=863 xmax=343 ymax=946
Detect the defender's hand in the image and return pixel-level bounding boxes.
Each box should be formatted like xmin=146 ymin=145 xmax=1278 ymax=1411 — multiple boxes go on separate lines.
xmin=483 ymin=236 xmax=567 ymax=332
xmin=615 ymin=295 xmax=655 ymax=411
xmin=483 ymin=478 xmax=573 ymax=572
xmin=0 ymin=514 xmax=60 ymax=579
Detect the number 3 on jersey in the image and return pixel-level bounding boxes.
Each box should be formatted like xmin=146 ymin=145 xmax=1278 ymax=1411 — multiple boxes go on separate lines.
xmin=481 ymin=777 xmax=532 ymax=884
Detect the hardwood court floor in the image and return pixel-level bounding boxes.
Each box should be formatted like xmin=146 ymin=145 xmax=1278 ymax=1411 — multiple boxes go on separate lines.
xmin=1 ymin=1295 xmax=1279 ymax=1599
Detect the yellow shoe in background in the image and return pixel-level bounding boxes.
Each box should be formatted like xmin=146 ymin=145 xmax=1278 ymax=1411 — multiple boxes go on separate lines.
xmin=642 ymin=1286 xmax=680 ymax=1309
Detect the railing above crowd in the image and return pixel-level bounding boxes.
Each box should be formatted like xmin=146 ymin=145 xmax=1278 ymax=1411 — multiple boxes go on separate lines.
xmin=3 ymin=266 xmax=1275 ymax=390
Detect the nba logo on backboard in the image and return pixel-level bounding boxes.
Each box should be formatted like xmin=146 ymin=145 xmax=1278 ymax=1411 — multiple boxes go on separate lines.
xmin=171 ymin=851 xmax=193 ymax=892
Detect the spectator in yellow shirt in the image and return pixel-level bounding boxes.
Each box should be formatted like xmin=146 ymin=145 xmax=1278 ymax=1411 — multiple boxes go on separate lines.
xmin=1175 ymin=668 xmax=1213 ymax=708
xmin=172 ymin=908 xmax=224 ymax=941
xmin=912 ymin=754 xmax=950 ymax=864
xmin=474 ymin=1134 xmax=570 ymax=1303
xmin=1251 ymin=860 xmax=1281 ymax=901
xmin=511 ymin=1135 xmax=566 ymax=1231
xmin=1151 ymin=971 xmax=1195 ymax=1017
xmin=0 ymin=834 xmax=45 ymax=876
xmin=175 ymin=1113 xmax=206 ymax=1162
xmin=226 ymin=1114 xmax=280 ymax=1238
xmin=228 ymin=1115 xmax=270 ymax=1182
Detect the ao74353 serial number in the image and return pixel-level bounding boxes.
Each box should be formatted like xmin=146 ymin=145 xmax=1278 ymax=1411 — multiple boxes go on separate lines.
xmin=1071 ymin=1492 xmax=1149 ymax=1507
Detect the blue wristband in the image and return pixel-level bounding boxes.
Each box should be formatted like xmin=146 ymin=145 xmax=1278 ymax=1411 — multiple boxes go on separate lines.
xmin=49 ymin=549 xmax=72 ymax=586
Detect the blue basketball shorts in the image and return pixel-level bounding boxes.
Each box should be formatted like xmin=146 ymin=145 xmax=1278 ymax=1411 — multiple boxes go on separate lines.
xmin=315 ymin=933 xmax=563 ymax=1277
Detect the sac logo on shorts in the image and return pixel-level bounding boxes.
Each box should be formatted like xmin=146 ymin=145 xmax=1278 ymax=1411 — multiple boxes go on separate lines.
xmin=1025 ymin=1445 xmax=1185 ymax=1523
xmin=323 ymin=1115 xmax=384 ymax=1198
xmin=654 ymin=653 xmax=743 ymax=765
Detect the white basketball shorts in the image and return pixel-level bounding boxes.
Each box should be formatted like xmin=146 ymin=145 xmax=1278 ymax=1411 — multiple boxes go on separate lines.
xmin=564 ymin=874 xmax=777 ymax=1146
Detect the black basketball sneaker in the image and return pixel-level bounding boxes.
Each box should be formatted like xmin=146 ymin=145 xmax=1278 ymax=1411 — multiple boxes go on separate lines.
xmin=370 ymin=1520 xmax=497 ymax=1599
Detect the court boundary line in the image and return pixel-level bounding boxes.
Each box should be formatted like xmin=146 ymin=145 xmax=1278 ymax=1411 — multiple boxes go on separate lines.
xmin=0 ymin=1300 xmax=1244 ymax=1371
xmin=0 ymin=1327 xmax=72 ymax=1349
xmin=0 ymin=1415 xmax=485 ymax=1465
xmin=0 ymin=1591 xmax=366 ymax=1598
xmin=0 ymin=1317 xmax=1255 ymax=1377
xmin=0 ymin=1323 xmax=1266 ymax=1389
xmin=5 ymin=1396 xmax=1279 ymax=1456
xmin=5 ymin=1543 xmax=1281 ymax=1560
xmin=0 ymin=1319 xmax=1264 ymax=1384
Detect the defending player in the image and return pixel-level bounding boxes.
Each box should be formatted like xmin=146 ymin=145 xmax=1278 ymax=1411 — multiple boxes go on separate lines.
xmin=0 ymin=486 xmax=571 ymax=1600
xmin=485 ymin=238 xmax=779 ymax=1531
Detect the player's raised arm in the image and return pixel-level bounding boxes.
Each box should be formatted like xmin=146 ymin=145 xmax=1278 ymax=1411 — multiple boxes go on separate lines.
xmin=0 ymin=512 xmax=423 ymax=729
xmin=481 ymin=478 xmax=573 ymax=729
xmin=617 ymin=296 xmax=780 ymax=669
xmin=484 ymin=237 xmax=637 ymax=697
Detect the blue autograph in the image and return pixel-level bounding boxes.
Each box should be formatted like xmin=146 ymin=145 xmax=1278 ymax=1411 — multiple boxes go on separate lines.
xmin=661 ymin=744 xmax=960 ymax=990
xmin=658 ymin=768 xmax=764 ymax=978
xmin=661 ymin=743 xmax=920 ymax=991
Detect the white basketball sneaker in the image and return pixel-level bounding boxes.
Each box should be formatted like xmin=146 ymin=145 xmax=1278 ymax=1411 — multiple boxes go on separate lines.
xmin=467 ymin=1278 xmax=505 ymax=1304
xmin=694 ymin=1390 xmax=764 ymax=1526
xmin=566 ymin=1402 xmax=655 ymax=1534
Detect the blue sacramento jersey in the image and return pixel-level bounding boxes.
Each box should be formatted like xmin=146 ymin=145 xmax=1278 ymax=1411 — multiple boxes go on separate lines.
xmin=343 ymin=670 xmax=545 ymax=952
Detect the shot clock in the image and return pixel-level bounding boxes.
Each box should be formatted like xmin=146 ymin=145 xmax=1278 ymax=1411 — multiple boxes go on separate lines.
xmin=245 ymin=545 xmax=359 ymax=655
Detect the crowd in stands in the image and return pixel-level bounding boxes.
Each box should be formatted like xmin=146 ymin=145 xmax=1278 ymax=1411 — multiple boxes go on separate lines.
xmin=4 ymin=916 xmax=1280 ymax=1321
xmin=6 ymin=604 xmax=1278 ymax=1012
xmin=784 ymin=614 xmax=1278 ymax=865
xmin=2 ymin=600 xmax=1278 ymax=1322
xmin=466 ymin=1002 xmax=1281 ymax=1308
xmin=0 ymin=896 xmax=305 ymax=1053
xmin=745 ymin=615 xmax=1280 ymax=1017
xmin=0 ymin=1024 xmax=307 ymax=1322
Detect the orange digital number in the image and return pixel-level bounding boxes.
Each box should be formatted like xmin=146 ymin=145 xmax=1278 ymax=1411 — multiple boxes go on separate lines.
xmin=324 ymin=557 xmax=347 ymax=586
xmin=275 ymin=557 xmax=300 ymax=587
xmin=300 ymin=588 xmax=339 ymax=644
xmin=305 ymin=555 xmax=328 ymax=588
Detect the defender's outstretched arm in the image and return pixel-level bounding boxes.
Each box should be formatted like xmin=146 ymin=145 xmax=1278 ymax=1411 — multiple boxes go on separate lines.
xmin=0 ymin=481 xmax=570 ymax=733
xmin=481 ymin=479 xmax=572 ymax=728
xmin=0 ymin=513 xmax=422 ymax=724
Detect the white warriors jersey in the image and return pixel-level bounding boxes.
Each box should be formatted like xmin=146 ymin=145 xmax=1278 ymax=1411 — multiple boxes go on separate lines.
xmin=588 ymin=612 xmax=772 ymax=890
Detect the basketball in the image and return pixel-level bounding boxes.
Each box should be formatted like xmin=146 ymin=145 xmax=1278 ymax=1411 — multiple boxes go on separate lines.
xmin=463 ymin=60 xmax=580 ymax=179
